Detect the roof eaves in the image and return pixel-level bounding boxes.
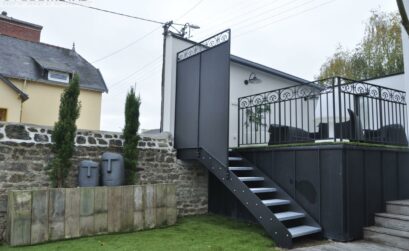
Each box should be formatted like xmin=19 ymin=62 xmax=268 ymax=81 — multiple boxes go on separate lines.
xmin=0 ymin=73 xmax=29 ymax=101
xmin=230 ymin=55 xmax=309 ymax=84
xmin=97 ymin=68 xmax=108 ymax=93
xmin=2 ymin=74 xmax=105 ymax=93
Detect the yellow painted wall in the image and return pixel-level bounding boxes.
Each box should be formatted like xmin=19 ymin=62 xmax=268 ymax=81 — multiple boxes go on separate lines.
xmin=3 ymin=79 xmax=102 ymax=130
xmin=0 ymin=79 xmax=22 ymax=122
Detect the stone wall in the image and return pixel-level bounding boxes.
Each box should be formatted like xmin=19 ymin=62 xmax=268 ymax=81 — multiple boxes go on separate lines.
xmin=0 ymin=122 xmax=208 ymax=241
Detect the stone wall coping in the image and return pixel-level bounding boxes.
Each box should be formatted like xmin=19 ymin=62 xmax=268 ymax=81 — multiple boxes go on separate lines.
xmin=0 ymin=122 xmax=172 ymax=138
xmin=140 ymin=132 xmax=172 ymax=140
xmin=0 ymin=122 xmax=174 ymax=150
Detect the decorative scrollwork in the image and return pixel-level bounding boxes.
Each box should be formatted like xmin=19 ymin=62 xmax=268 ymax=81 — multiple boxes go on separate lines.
xmin=238 ymin=85 xmax=321 ymax=108
xmin=280 ymin=89 xmax=293 ymax=101
xmin=267 ymin=92 xmax=279 ymax=103
xmin=177 ymin=30 xmax=230 ymax=61
xmin=239 ymin=77 xmax=406 ymax=110
xmin=340 ymin=81 xmax=406 ymax=104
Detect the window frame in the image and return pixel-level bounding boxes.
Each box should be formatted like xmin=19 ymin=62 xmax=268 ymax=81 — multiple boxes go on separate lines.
xmin=47 ymin=70 xmax=70 ymax=84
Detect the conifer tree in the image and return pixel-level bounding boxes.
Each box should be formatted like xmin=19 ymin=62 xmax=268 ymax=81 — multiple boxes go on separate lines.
xmin=49 ymin=73 xmax=81 ymax=188
xmin=123 ymin=87 xmax=141 ymax=184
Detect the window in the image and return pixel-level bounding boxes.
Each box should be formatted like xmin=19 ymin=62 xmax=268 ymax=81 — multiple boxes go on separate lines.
xmin=47 ymin=71 xmax=70 ymax=83
xmin=0 ymin=108 xmax=7 ymax=121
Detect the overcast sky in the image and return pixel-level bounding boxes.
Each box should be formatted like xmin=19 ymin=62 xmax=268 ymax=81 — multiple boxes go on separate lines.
xmin=0 ymin=0 xmax=399 ymax=132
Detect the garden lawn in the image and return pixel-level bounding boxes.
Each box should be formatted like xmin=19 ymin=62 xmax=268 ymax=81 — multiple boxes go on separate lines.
xmin=0 ymin=214 xmax=277 ymax=251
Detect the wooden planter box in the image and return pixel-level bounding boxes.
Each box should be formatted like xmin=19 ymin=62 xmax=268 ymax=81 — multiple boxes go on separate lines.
xmin=7 ymin=184 xmax=177 ymax=246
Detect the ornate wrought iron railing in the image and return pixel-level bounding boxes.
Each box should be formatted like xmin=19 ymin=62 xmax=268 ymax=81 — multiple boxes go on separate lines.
xmin=177 ymin=30 xmax=230 ymax=62
xmin=238 ymin=77 xmax=408 ymax=146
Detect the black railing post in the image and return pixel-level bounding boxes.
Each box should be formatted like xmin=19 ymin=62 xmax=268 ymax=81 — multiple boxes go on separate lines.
xmin=238 ymin=97 xmax=241 ymax=147
xmin=332 ymin=78 xmax=337 ymax=142
xmin=378 ymin=86 xmax=383 ymax=130
xmin=337 ymin=77 xmax=343 ymax=141
xmin=278 ymin=89 xmax=282 ymax=144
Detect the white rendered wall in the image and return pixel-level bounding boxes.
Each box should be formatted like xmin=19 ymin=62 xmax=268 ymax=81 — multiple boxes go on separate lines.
xmin=161 ymin=35 xmax=192 ymax=134
xmin=229 ymin=62 xmax=299 ymax=147
xmin=365 ymin=74 xmax=405 ymax=91
xmin=402 ymin=21 xmax=409 ymax=140
xmin=364 ymin=74 xmax=406 ymax=131
xmin=401 ymin=0 xmax=409 ymax=140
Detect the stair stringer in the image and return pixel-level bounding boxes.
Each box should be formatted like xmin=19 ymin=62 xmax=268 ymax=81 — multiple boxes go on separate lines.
xmin=198 ymin=148 xmax=294 ymax=249
xmin=235 ymin=154 xmax=322 ymax=231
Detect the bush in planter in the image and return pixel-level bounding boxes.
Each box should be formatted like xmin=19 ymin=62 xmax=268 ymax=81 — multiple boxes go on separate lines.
xmin=49 ymin=74 xmax=81 ymax=188
xmin=123 ymin=87 xmax=141 ymax=184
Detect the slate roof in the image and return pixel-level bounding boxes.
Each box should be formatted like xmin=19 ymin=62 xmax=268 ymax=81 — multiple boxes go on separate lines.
xmin=0 ymin=35 xmax=108 ymax=92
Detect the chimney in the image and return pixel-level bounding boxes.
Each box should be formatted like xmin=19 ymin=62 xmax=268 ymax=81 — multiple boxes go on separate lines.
xmin=0 ymin=11 xmax=43 ymax=42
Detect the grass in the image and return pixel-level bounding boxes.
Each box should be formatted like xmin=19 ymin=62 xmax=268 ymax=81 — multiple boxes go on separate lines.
xmin=0 ymin=214 xmax=278 ymax=251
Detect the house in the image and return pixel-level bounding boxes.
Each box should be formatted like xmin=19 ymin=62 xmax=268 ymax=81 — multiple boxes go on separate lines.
xmin=0 ymin=12 xmax=107 ymax=130
xmin=161 ymin=25 xmax=409 ymax=248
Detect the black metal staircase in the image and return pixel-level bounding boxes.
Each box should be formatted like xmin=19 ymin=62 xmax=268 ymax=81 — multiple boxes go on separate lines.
xmin=173 ymin=29 xmax=320 ymax=249
xmin=191 ymin=149 xmax=321 ymax=249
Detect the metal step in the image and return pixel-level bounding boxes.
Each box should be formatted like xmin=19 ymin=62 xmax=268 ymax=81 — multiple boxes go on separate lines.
xmin=229 ymin=166 xmax=253 ymax=171
xmin=229 ymin=157 xmax=243 ymax=161
xmin=288 ymin=225 xmax=321 ymax=238
xmin=262 ymin=199 xmax=290 ymax=207
xmin=275 ymin=211 xmax=305 ymax=221
xmin=238 ymin=176 xmax=264 ymax=182
xmin=250 ymin=187 xmax=277 ymax=193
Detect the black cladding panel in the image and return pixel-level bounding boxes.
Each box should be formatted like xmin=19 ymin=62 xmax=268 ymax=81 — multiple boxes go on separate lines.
xmin=175 ymin=31 xmax=231 ymax=167
xmin=199 ymin=43 xmax=230 ymax=166
xmin=175 ymin=55 xmax=201 ymax=149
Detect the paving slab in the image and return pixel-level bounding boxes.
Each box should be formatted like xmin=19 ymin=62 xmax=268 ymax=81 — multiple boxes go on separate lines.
xmin=291 ymin=240 xmax=405 ymax=251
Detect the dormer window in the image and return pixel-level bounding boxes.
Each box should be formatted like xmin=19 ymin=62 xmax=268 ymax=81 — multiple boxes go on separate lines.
xmin=48 ymin=70 xmax=69 ymax=83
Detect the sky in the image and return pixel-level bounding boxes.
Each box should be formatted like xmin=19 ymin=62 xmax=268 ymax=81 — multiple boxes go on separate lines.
xmin=0 ymin=0 xmax=400 ymax=132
